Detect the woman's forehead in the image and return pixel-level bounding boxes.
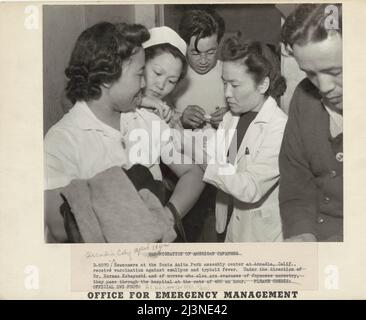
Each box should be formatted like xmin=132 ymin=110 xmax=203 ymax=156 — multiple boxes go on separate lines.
xmin=147 ymin=53 xmax=182 ymax=75
xmin=223 ymin=61 xmax=249 ymax=77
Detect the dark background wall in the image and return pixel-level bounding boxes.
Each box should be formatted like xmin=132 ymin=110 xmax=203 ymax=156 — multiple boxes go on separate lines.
xmin=164 ymin=4 xmax=281 ymax=45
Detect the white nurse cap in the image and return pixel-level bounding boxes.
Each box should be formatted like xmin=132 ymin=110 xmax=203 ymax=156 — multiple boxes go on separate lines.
xmin=143 ymin=26 xmax=187 ymax=56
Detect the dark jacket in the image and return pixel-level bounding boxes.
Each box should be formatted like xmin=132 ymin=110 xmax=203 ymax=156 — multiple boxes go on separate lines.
xmin=60 ymin=165 xmax=172 ymax=243
xmin=279 ymin=79 xmax=343 ymax=241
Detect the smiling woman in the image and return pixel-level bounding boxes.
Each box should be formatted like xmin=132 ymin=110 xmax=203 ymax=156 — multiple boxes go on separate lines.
xmin=44 ymin=22 xmax=150 ymax=241
xmin=44 ymin=22 xmax=206 ymax=243
xmin=279 ymin=4 xmax=343 ymax=242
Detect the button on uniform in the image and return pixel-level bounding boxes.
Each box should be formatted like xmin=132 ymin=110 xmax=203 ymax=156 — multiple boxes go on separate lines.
xmin=317 ymin=216 xmax=325 ymax=224
xmin=336 ymin=152 xmax=343 ymax=162
xmin=323 ymin=196 xmax=331 ymax=204
xmin=329 ymin=170 xmax=337 ymax=178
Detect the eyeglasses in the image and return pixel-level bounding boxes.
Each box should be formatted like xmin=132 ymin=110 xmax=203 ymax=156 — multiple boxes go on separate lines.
xmin=190 ymin=49 xmax=217 ymax=60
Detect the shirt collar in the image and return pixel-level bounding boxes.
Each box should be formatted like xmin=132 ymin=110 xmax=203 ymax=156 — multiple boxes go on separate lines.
xmin=253 ymin=96 xmax=278 ymax=124
xmin=322 ymin=100 xmax=343 ymax=136
xmin=71 ymin=101 xmax=120 ymax=137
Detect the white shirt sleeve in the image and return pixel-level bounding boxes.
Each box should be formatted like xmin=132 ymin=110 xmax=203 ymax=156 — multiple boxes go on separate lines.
xmin=159 ymin=119 xmax=193 ymax=165
xmin=44 ymin=128 xmax=79 ymax=190
xmin=203 ymin=119 xmax=285 ymax=203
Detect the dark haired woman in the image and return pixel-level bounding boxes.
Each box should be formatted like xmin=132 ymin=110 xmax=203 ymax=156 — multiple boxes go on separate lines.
xmin=198 ymin=39 xmax=288 ymax=242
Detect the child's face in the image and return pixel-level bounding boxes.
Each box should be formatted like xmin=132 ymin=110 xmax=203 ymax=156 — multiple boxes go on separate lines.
xmin=108 ymin=48 xmax=146 ymax=113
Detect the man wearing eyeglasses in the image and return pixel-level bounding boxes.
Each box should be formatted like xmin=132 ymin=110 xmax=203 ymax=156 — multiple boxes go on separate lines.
xmin=171 ymin=9 xmax=228 ymax=130
xmin=168 ymin=9 xmax=228 ymax=242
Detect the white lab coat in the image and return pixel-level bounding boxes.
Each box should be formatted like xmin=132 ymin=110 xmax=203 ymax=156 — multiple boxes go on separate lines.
xmin=203 ymin=96 xmax=288 ymax=242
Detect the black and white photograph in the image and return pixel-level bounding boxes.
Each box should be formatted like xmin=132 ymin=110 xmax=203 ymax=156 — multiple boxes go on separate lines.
xmin=4 ymin=0 xmax=365 ymax=302
xmin=43 ymin=3 xmax=343 ymax=244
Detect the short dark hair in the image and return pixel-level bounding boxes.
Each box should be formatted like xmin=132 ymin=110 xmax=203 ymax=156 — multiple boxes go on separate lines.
xmin=222 ymin=38 xmax=287 ymax=98
xmin=65 ymin=22 xmax=149 ymax=103
xmin=282 ymin=4 xmax=342 ymax=51
xmin=178 ymin=9 xmax=225 ymax=50
xmin=145 ymin=43 xmax=188 ymax=81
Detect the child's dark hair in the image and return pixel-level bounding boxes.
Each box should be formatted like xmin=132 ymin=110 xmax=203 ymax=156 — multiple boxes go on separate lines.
xmin=65 ymin=22 xmax=149 ymax=103
xmin=144 ymin=43 xmax=188 ymax=81
xmin=222 ymin=38 xmax=287 ymax=98
xmin=178 ymin=9 xmax=225 ymax=51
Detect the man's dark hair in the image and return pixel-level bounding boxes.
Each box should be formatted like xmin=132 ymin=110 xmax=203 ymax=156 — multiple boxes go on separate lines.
xmin=282 ymin=4 xmax=342 ymax=51
xmin=178 ymin=9 xmax=225 ymax=51
xmin=145 ymin=43 xmax=188 ymax=81
xmin=65 ymin=22 xmax=149 ymax=103
xmin=222 ymin=38 xmax=287 ymax=98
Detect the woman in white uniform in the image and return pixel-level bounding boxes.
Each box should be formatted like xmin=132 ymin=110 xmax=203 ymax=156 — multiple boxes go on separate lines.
xmin=134 ymin=26 xmax=187 ymax=129
xmin=199 ymin=38 xmax=288 ymax=242
xmin=120 ymin=26 xmax=190 ymax=191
